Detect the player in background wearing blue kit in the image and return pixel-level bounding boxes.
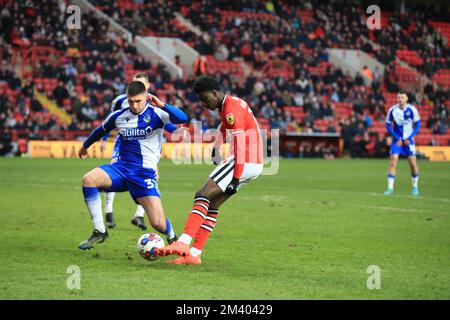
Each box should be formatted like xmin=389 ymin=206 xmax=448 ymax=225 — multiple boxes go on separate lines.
xmin=99 ymin=73 xmax=178 ymax=230
xmin=77 ymin=81 xmax=188 ymax=250
xmin=384 ymin=91 xmax=421 ymax=196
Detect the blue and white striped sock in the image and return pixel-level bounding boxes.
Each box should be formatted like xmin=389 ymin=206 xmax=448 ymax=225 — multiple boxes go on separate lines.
xmin=164 ymin=218 xmax=175 ymax=240
xmin=387 ymin=174 xmax=395 ymax=190
xmin=83 ymin=187 xmax=105 ymax=233
xmin=412 ymin=174 xmax=419 ymax=188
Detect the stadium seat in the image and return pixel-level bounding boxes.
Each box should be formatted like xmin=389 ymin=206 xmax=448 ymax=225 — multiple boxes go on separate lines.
xmin=432 ymin=69 xmax=450 ymax=89
xmin=429 ymin=21 xmax=450 ymax=47
xmin=396 ymin=49 xmax=424 ymax=66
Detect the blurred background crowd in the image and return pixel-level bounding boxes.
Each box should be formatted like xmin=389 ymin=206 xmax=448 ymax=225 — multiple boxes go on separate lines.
xmin=0 ymin=0 xmax=449 ymax=158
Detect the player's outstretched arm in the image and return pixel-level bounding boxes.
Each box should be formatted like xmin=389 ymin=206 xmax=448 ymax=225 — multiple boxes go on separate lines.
xmin=163 ymin=123 xmax=178 ymax=133
xmin=78 ymin=126 xmax=109 ymax=158
xmin=78 ymin=146 xmax=88 ymax=159
xmin=148 ymin=94 xmax=188 ymax=124
xmin=79 ymin=110 xmax=119 ymax=158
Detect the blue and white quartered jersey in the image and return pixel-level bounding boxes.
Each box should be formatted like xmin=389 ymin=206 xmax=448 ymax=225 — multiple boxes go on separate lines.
xmin=84 ymin=103 xmax=187 ymax=169
xmin=102 ymin=94 xmax=178 ymax=158
xmin=386 ymin=103 xmax=421 ymax=143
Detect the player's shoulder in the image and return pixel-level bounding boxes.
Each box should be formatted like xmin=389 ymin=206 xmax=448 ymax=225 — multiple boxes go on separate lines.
xmin=407 ymin=103 xmax=419 ymax=112
xmin=387 ymin=104 xmax=399 ymax=113
xmin=152 ymin=105 xmax=166 ymax=117
xmin=112 ymin=93 xmax=127 ymax=103
xmin=112 ymin=94 xmax=128 ymax=110
xmin=223 ymin=95 xmax=247 ymax=112
xmin=102 ymin=107 xmax=129 ymax=129
xmin=107 ymin=106 xmax=130 ymax=120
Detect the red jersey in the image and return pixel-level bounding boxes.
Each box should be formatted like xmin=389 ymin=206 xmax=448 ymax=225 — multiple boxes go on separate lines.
xmin=216 ymin=95 xmax=263 ymax=179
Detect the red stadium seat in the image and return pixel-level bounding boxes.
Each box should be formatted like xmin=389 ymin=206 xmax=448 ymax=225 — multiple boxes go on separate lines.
xmin=432 ymin=69 xmax=450 ymax=89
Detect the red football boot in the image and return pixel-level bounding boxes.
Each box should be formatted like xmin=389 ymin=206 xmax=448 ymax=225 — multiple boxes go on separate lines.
xmin=154 ymin=241 xmax=190 ymax=257
xmin=167 ymin=255 xmax=202 ymax=265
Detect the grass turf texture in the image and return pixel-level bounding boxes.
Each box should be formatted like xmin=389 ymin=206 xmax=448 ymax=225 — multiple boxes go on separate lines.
xmin=0 ymin=158 xmax=449 ymax=299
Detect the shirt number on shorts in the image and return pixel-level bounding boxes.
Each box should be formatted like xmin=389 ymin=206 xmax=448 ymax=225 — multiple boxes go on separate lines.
xmin=409 ymin=145 xmax=416 ymax=153
xmin=144 ymin=178 xmax=158 ymax=192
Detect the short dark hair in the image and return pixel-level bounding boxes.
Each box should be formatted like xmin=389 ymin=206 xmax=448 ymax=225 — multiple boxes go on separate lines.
xmin=398 ymin=90 xmax=407 ymax=95
xmin=133 ymin=72 xmax=149 ymax=82
xmin=127 ymin=81 xmax=147 ymax=96
xmin=193 ymin=75 xmax=221 ymax=94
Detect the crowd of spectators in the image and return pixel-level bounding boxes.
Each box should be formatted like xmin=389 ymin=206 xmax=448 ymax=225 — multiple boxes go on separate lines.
xmin=0 ymin=0 xmax=449 ymax=158
xmin=89 ymin=0 xmax=449 ymax=137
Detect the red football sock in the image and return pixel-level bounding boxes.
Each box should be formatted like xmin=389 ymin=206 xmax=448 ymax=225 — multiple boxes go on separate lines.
xmin=192 ymin=209 xmax=218 ymax=251
xmin=182 ymin=197 xmax=210 ymax=237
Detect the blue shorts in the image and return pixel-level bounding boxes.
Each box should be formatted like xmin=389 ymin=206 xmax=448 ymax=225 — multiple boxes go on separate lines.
xmin=390 ymin=142 xmax=416 ymax=157
xmin=99 ymin=162 xmax=160 ymax=203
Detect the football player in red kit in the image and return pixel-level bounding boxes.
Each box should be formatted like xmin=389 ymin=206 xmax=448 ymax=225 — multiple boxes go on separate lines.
xmin=155 ymin=75 xmax=264 ymax=265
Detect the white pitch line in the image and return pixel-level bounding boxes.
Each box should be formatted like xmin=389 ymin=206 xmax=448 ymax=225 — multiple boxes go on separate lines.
xmin=268 ymin=186 xmax=450 ymax=203
xmin=244 ymin=195 xmax=447 ymax=215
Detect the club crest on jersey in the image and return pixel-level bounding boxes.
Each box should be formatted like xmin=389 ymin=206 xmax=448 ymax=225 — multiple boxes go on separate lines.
xmin=225 ymin=113 xmax=235 ymax=125
xmin=144 ymin=114 xmax=151 ymax=123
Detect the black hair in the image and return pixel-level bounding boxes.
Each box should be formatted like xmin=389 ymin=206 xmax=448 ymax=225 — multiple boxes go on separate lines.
xmin=193 ymin=75 xmax=221 ymax=94
xmin=397 ymin=90 xmax=408 ymax=96
xmin=127 ymin=81 xmax=146 ymax=96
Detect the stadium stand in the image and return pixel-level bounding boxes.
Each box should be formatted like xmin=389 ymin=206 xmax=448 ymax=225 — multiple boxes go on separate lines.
xmin=0 ymin=0 xmax=449 ymax=158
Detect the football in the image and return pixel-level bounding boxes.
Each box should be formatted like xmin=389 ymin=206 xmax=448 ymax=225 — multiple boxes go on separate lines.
xmin=137 ymin=233 xmax=165 ymax=261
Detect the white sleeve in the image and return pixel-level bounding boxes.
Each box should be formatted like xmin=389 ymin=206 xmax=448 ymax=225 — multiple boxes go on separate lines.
xmin=154 ymin=108 xmax=170 ymax=125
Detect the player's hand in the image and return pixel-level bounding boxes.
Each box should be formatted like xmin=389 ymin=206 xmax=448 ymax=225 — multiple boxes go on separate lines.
xmin=78 ymin=146 xmax=88 ymax=159
xmin=396 ymin=140 xmax=403 ymax=147
xmin=147 ymin=94 xmax=165 ymax=108
xmin=100 ymin=140 xmax=106 ymax=152
xmin=211 ymin=147 xmax=222 ymax=165
xmin=225 ymin=177 xmax=240 ymax=195
xmin=403 ymin=140 xmax=410 ymax=146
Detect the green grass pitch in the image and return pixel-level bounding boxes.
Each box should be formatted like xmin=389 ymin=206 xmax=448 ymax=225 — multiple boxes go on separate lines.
xmin=0 ymin=157 xmax=449 ymax=299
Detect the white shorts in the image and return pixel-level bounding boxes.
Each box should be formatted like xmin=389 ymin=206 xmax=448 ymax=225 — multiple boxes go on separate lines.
xmin=209 ymin=157 xmax=263 ymax=192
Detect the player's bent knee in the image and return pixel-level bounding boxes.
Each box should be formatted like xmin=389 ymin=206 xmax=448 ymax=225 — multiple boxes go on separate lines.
xmin=149 ymin=218 xmax=165 ymax=233
xmin=194 ymin=190 xmax=209 ymax=200
xmin=208 ymin=201 xmax=220 ymax=210
xmin=82 ymin=173 xmax=96 ymax=187
xmin=195 ymin=182 xmax=223 ymax=200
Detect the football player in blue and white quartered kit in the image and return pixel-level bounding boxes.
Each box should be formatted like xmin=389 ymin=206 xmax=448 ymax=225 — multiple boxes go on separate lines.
xmin=77 ymin=81 xmax=188 ymax=250
xmin=384 ymin=91 xmax=421 ymax=196
xmin=100 ymin=73 xmax=178 ymax=231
